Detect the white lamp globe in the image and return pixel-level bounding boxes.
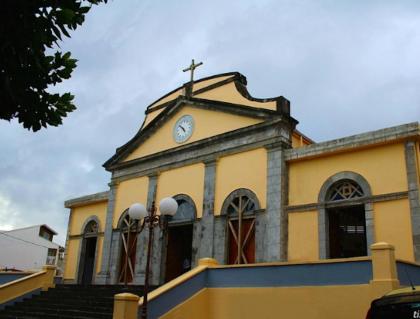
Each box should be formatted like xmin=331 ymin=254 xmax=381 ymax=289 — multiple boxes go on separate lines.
xmin=159 ymin=197 xmax=178 ymax=216
xmin=128 ymin=203 xmax=147 ymax=220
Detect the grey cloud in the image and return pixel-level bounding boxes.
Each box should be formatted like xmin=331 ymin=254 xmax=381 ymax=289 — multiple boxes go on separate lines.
xmin=1 ymin=0 xmax=419 ymax=244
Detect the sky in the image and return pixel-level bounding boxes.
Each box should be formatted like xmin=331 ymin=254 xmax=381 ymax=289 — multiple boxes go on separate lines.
xmin=0 ymin=0 xmax=419 ymax=245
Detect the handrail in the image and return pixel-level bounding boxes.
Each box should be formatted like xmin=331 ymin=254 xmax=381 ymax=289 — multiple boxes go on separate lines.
xmin=0 ymin=270 xmax=46 ymax=290
xmin=138 ymin=265 xmax=208 ymax=306
xmin=0 ymin=265 xmax=55 ymax=306
xmin=137 ymin=256 xmax=374 ymax=306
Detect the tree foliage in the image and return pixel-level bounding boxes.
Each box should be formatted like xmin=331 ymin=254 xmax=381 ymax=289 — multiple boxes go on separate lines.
xmin=0 ymin=0 xmax=106 ymax=131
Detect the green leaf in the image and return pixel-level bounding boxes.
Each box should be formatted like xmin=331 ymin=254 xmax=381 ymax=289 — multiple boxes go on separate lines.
xmin=56 ymin=8 xmax=76 ymax=25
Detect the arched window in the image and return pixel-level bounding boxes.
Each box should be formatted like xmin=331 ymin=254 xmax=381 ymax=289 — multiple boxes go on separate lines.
xmin=222 ymin=189 xmax=260 ymax=265
xmin=84 ymin=220 xmax=98 ymax=237
xmin=327 ymin=180 xmax=364 ymax=201
xmin=169 ymin=195 xmax=196 ymax=223
xmin=318 ymin=172 xmax=374 ymax=259
xmin=118 ymin=212 xmax=138 ymax=284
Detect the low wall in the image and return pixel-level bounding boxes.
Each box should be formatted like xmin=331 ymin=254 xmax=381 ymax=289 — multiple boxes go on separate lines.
xmin=112 ymin=243 xmax=412 ymax=319
xmin=0 ymin=265 xmax=56 ymax=308
xmin=158 ymin=259 xmax=374 ymax=319
xmin=397 ymin=261 xmax=420 ymax=286
xmin=0 ymin=272 xmax=33 ymax=285
xmin=165 ymin=285 xmax=373 ymax=319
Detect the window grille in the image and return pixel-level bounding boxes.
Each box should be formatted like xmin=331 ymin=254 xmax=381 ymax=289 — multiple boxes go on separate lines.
xmin=84 ymin=221 xmax=98 ymax=236
xmin=327 ymin=180 xmax=364 ymax=201
xmin=226 ymin=195 xmax=256 ymax=216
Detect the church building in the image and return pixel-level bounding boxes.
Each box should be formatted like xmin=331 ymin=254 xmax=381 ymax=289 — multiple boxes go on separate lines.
xmin=63 ymin=71 xmax=420 ymax=286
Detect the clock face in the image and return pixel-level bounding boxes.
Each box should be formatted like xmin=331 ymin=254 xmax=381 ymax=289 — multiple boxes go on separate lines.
xmin=173 ymin=115 xmax=194 ymax=143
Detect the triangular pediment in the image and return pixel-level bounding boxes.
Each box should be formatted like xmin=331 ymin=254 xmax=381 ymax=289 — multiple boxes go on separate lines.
xmin=104 ymin=73 xmax=292 ymax=170
xmin=104 ymin=98 xmax=281 ymax=169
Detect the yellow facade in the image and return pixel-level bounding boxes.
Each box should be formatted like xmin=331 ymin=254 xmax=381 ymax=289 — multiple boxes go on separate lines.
xmin=142 ymin=107 xmax=164 ymax=127
xmin=148 ymin=75 xmax=233 ymax=110
xmin=373 ymin=199 xmax=413 ymax=260
xmin=288 ymin=143 xmax=408 ymax=205
xmin=63 ymin=72 xmax=419 ymax=293
xmin=215 ymin=148 xmax=267 ymax=214
xmin=124 ymin=105 xmax=262 ymax=161
xmin=69 ymin=202 xmax=107 ymax=235
xmin=156 ymin=163 xmax=205 ymax=218
xmin=195 ymin=81 xmax=276 ymax=110
xmin=63 ymin=201 xmax=108 ymax=281
xmin=113 ymin=176 xmax=149 ymax=228
xmin=288 ymin=210 xmax=319 ymax=261
xmin=63 ymin=238 xmax=79 ymax=280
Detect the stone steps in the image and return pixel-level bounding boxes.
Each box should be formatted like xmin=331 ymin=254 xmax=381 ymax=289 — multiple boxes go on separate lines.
xmin=0 ymin=284 xmax=150 ymax=319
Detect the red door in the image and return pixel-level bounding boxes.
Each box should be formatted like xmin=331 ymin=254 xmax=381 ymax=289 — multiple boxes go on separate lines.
xmin=228 ymin=218 xmax=255 ymax=264
xmin=119 ymin=231 xmax=137 ymax=283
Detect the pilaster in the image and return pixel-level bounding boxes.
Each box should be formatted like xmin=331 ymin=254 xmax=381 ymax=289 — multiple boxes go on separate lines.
xmin=404 ymin=141 xmax=420 ymax=261
xmin=96 ymin=182 xmax=118 ymax=284
xmin=370 ymin=242 xmax=400 ymax=298
xmin=264 ymin=143 xmax=288 ymax=262
xmin=62 ymin=209 xmax=74 ymax=283
xmin=134 ymin=174 xmax=160 ymax=285
xmin=197 ymin=160 xmax=217 ymax=260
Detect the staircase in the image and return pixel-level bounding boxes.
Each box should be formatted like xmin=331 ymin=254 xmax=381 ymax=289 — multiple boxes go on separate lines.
xmin=0 ymin=284 xmax=148 ymax=319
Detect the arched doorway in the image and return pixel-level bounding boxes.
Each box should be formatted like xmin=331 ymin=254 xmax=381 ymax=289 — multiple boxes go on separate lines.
xmin=78 ymin=219 xmax=98 ymax=285
xmin=222 ymin=189 xmax=260 ymax=265
xmin=164 ymin=195 xmax=196 ymax=282
xmin=118 ymin=213 xmax=138 ymax=284
xmin=320 ymin=176 xmax=373 ymax=258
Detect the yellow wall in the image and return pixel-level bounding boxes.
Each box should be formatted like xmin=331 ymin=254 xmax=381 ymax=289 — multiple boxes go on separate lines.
xmin=195 ymin=81 xmax=276 ymax=110
xmin=0 ymin=266 xmax=56 ymax=305
xmin=65 ymin=201 xmax=108 ymax=281
xmin=374 ymin=199 xmax=413 ymax=260
xmin=161 ymin=285 xmax=372 ymax=319
xmin=63 ymin=236 xmax=104 ymax=281
xmin=124 ymin=105 xmax=262 ymax=161
xmin=215 ymin=148 xmax=267 ymax=214
xmin=161 ymin=289 xmax=210 ymax=319
xmin=288 ymin=143 xmax=408 ymax=205
xmin=291 ymin=132 xmax=312 ymax=148
xmin=156 ymin=163 xmax=205 ymax=218
xmin=69 ymin=201 xmax=107 ymax=235
xmin=142 ymin=108 xmax=165 ymax=128
xmin=149 ymin=75 xmax=233 ymax=109
xmin=63 ymin=238 xmax=79 ymax=280
xmin=288 ymin=210 xmax=319 ymax=261
xmin=291 ymin=134 xmax=303 ymax=148
xmin=113 ymin=176 xmax=149 ymax=228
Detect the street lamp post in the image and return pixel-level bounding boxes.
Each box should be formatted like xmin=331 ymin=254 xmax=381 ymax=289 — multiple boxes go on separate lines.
xmin=128 ymin=197 xmax=178 ymax=319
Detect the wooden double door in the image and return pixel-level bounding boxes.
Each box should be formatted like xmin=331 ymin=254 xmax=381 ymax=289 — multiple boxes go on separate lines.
xmin=227 ymin=216 xmax=255 ymax=264
xmin=164 ymin=223 xmax=193 ymax=282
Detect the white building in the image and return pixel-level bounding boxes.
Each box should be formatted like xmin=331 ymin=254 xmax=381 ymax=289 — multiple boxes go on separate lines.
xmin=0 ymin=225 xmax=62 ymax=272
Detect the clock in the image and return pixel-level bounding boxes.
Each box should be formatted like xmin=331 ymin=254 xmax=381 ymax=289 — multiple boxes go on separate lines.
xmin=173 ymin=115 xmax=194 ymax=143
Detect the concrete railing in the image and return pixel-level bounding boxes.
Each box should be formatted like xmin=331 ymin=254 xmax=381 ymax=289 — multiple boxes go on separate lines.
xmin=112 ymin=258 xmax=216 ymax=319
xmin=112 ymin=244 xmax=404 ymax=319
xmin=0 ymin=272 xmax=34 ymax=285
xmin=0 ymin=265 xmax=56 ymax=307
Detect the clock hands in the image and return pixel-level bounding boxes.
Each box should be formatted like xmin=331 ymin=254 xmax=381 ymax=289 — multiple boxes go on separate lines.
xmin=174 ymin=115 xmax=193 ymax=143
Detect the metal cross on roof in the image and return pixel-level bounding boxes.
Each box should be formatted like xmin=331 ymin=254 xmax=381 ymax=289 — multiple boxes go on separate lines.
xmin=182 ymin=59 xmax=203 ymax=84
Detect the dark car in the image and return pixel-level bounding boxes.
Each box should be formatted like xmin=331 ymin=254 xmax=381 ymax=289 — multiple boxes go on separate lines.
xmin=367 ymin=286 xmax=420 ymax=319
